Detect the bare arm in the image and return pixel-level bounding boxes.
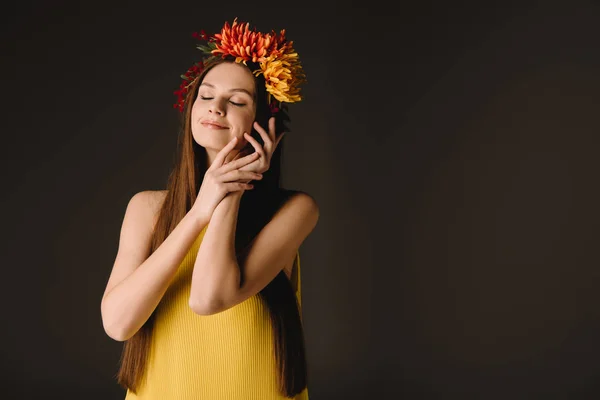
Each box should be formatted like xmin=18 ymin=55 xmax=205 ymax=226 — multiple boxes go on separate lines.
xmin=100 ymin=191 xmax=209 ymax=341
xmin=189 ymin=191 xmax=318 ymax=315
xmin=189 ymin=191 xmax=243 ymax=314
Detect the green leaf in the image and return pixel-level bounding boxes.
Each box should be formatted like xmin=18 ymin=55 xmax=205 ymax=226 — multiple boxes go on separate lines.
xmin=196 ymin=44 xmax=213 ymax=53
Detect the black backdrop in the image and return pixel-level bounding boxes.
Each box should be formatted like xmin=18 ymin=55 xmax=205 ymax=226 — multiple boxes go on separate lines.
xmin=2 ymin=1 xmax=600 ymax=399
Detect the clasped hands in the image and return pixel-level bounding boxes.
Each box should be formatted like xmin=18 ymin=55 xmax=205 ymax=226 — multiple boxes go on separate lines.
xmin=224 ymin=116 xmax=286 ymax=186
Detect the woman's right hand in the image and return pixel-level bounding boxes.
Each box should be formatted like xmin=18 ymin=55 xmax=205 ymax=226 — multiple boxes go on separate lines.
xmin=190 ymin=137 xmax=263 ymax=222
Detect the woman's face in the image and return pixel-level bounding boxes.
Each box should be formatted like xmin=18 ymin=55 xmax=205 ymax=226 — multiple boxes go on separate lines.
xmin=191 ymin=62 xmax=257 ymax=153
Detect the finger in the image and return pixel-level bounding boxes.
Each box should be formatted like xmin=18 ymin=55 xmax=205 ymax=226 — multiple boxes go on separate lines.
xmin=212 ymin=137 xmax=238 ymax=168
xmin=229 ymin=149 xmax=246 ymax=163
xmin=221 ymin=151 xmax=260 ymax=173
xmin=226 ymin=182 xmax=254 ymax=193
xmin=275 ymin=131 xmax=286 ymax=149
xmin=253 ymin=121 xmax=273 ymax=149
xmin=269 ymin=116 xmax=276 ymax=142
xmin=243 ymin=132 xmax=266 ymax=158
xmin=224 ymin=150 xmax=240 ymax=164
xmin=235 ymin=144 xmax=254 ymax=159
xmin=230 ymin=143 xmax=254 ymax=162
xmin=219 ymin=169 xmax=263 ymax=183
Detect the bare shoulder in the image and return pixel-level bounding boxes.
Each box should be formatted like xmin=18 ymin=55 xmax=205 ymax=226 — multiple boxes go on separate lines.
xmin=282 ymin=190 xmax=319 ymax=220
xmin=281 ymin=191 xmax=318 ymax=278
xmin=128 ymin=190 xmax=168 ymax=229
xmin=282 ymin=189 xmax=318 ymax=207
xmin=275 ymin=190 xmax=319 ymax=239
xmin=135 ymin=189 xmax=167 ymax=209
xmin=147 ymin=189 xmax=168 ymax=212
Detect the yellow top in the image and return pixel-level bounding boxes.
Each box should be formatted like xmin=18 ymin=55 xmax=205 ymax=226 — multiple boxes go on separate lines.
xmin=124 ymin=224 xmax=309 ymax=400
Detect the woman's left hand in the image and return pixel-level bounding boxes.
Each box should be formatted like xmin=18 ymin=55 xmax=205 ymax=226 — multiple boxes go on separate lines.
xmin=233 ymin=116 xmax=285 ymax=175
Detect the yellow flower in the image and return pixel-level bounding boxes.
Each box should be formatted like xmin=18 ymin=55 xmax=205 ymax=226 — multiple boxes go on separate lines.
xmin=255 ymin=42 xmax=306 ymax=103
xmin=177 ymin=18 xmax=305 ymax=111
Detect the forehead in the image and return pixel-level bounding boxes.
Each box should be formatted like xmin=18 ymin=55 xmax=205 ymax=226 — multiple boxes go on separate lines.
xmin=201 ymin=62 xmax=255 ymax=94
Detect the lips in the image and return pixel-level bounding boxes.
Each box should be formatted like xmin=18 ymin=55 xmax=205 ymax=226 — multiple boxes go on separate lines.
xmin=201 ymin=120 xmax=228 ymax=129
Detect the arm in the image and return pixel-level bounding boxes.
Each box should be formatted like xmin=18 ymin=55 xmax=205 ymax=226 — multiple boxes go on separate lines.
xmin=100 ymin=191 xmax=209 ymax=341
xmin=189 ymin=191 xmax=319 ymax=315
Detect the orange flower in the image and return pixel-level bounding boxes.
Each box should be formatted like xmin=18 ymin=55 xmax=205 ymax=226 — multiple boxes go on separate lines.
xmin=211 ymin=17 xmax=285 ymax=64
xmin=175 ymin=18 xmax=306 ymax=111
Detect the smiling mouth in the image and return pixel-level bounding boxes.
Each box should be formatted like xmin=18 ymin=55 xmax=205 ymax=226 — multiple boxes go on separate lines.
xmin=201 ymin=122 xmax=228 ymax=129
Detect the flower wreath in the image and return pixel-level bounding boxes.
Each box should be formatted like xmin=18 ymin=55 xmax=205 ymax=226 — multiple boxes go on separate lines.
xmin=173 ymin=17 xmax=306 ymax=114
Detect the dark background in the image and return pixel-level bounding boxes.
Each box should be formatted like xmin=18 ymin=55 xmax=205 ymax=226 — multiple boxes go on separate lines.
xmin=2 ymin=0 xmax=599 ymax=399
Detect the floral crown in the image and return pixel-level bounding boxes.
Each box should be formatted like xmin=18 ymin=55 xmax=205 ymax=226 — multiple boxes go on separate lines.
xmin=173 ymin=17 xmax=306 ymax=114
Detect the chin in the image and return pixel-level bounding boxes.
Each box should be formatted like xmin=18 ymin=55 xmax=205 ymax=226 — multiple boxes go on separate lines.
xmin=194 ymin=135 xmax=228 ymax=150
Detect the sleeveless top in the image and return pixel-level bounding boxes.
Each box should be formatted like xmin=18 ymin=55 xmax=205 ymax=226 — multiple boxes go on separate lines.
xmin=124 ymin=223 xmax=309 ymax=400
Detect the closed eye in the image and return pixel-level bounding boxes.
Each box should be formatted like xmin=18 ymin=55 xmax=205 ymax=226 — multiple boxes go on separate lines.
xmin=200 ymin=96 xmax=245 ymax=107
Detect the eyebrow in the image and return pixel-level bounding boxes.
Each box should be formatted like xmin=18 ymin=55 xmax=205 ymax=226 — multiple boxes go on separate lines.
xmin=200 ymin=82 xmax=254 ymax=97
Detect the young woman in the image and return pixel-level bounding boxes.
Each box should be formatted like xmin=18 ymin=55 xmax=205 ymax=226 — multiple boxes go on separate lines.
xmin=100 ymin=18 xmax=318 ymax=399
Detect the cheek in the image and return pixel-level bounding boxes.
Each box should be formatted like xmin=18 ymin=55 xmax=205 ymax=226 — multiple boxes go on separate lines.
xmin=233 ymin=111 xmax=255 ymax=133
xmin=190 ymin=103 xmax=207 ymax=139
xmin=191 ymin=101 xmax=203 ymax=119
xmin=244 ymin=106 xmax=257 ymax=126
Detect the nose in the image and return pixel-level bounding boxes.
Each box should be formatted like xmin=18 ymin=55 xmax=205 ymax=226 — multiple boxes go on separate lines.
xmin=209 ymin=99 xmax=225 ymax=116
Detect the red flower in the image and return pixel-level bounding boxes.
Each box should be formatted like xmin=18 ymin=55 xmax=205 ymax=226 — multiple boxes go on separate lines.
xmin=211 ymin=17 xmax=286 ymax=64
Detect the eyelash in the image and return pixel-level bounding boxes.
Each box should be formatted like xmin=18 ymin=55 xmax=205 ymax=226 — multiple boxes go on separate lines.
xmin=200 ymin=96 xmax=245 ymax=107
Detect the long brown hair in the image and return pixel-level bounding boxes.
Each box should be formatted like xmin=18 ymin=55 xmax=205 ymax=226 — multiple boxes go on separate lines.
xmin=116 ymin=57 xmax=308 ymax=397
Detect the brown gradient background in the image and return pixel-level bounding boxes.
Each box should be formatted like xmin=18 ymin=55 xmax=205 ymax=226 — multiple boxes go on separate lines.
xmin=2 ymin=1 xmax=599 ymax=399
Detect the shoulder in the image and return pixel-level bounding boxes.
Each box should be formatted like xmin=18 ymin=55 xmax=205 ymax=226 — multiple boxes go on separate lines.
xmin=277 ymin=189 xmax=320 ymax=229
xmin=284 ymin=190 xmax=319 ymax=214
xmin=127 ymin=190 xmax=167 ymax=212
xmin=125 ymin=190 xmax=168 ymax=230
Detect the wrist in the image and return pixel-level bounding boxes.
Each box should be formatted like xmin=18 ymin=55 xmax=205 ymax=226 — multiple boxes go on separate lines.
xmin=212 ymin=192 xmax=243 ymax=220
xmin=190 ymin=206 xmax=211 ymax=227
xmin=221 ymin=191 xmax=244 ymax=207
xmin=230 ymin=190 xmax=245 ymax=200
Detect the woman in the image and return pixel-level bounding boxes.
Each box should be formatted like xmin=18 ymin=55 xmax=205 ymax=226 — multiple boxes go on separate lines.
xmin=100 ymin=18 xmax=318 ymax=399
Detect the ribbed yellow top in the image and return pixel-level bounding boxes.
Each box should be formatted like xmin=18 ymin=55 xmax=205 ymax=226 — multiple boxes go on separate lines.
xmin=124 ymin=224 xmax=309 ymax=400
